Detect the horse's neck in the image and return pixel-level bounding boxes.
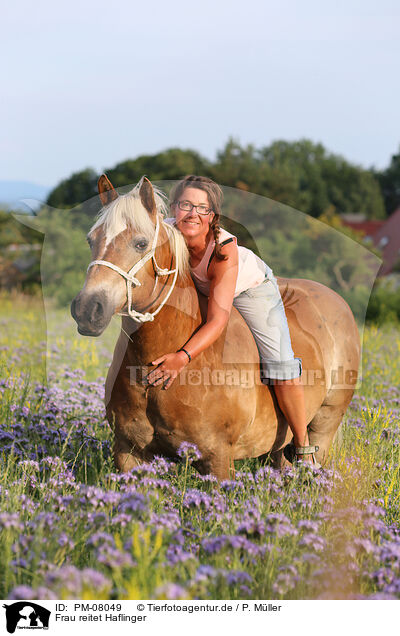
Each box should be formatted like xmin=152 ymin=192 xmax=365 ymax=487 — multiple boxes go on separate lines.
xmin=123 ymin=277 xmax=202 ymax=363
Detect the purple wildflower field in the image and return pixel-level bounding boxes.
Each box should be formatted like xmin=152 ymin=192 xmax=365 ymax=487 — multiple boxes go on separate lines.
xmin=1 ymin=294 xmax=400 ymax=600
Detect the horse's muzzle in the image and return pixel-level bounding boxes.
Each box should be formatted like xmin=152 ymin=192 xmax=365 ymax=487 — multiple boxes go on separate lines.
xmin=71 ymin=290 xmax=114 ymax=336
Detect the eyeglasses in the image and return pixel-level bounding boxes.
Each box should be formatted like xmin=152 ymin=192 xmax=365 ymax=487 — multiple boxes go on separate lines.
xmin=177 ymin=200 xmax=212 ymax=215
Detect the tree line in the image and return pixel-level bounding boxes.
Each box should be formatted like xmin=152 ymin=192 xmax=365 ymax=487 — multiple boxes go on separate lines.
xmin=2 ymin=138 xmax=400 ymax=323
xmin=46 ymin=138 xmax=400 ymax=221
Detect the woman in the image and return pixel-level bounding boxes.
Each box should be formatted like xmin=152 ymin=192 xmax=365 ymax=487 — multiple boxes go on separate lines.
xmin=147 ymin=175 xmax=318 ymax=465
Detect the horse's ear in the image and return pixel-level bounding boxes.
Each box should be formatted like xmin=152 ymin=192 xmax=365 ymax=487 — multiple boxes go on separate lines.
xmin=139 ymin=177 xmax=157 ymax=218
xmin=98 ymin=174 xmax=118 ymax=207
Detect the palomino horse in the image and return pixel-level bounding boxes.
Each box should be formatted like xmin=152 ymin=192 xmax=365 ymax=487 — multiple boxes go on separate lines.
xmin=71 ymin=176 xmax=360 ymax=479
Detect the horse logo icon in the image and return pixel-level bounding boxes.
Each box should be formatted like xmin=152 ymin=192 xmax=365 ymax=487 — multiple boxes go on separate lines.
xmin=3 ymin=602 xmax=51 ymax=634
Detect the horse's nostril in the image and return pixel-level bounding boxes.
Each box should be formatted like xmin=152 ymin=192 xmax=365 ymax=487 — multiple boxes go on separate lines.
xmin=91 ymin=301 xmax=104 ymax=322
xmin=71 ymin=297 xmax=80 ymax=320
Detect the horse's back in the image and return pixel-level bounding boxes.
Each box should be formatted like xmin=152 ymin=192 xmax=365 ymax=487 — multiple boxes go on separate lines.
xmin=224 ymin=275 xmax=360 ymax=390
xmin=278 ymin=277 xmax=360 ymax=385
xmin=226 ymin=277 xmax=360 ymax=459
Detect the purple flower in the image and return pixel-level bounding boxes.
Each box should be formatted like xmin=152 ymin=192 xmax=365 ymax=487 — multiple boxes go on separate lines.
xmin=221 ymin=479 xmax=245 ymax=492
xmin=194 ymin=565 xmax=218 ymax=582
xmin=150 ymin=511 xmax=181 ymax=532
xmin=202 ymin=536 xmax=228 ymax=554
xmin=0 ymin=513 xmax=23 ymax=530
xmin=298 ymin=533 xmax=326 ymax=552
xmin=177 ymin=442 xmax=202 ymax=462
xmin=97 ymin=546 xmax=134 ymax=569
xmin=155 ymin=583 xmax=188 ymax=599
xmin=57 ymin=533 xmax=75 ymax=549
xmin=87 ymin=532 xmax=115 ymax=548
xmin=35 ymin=587 xmax=58 ymax=600
xmin=8 ymin=585 xmax=35 ymax=600
xmin=224 ymin=570 xmax=252 ymax=585
xmin=298 ymin=519 xmax=320 ymax=533
xmin=81 ymin=569 xmax=112 ymax=589
xmin=166 ymin=544 xmax=195 ymax=565
xmin=237 ymin=520 xmax=265 ymax=538
xmin=182 ymin=489 xmax=213 ymax=509
xmin=272 ymin=565 xmax=300 ymax=595
xmin=43 ymin=565 xmax=112 ymax=598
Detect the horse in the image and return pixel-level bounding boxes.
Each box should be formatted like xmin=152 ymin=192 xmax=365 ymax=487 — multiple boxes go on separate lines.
xmin=71 ymin=175 xmax=360 ymax=479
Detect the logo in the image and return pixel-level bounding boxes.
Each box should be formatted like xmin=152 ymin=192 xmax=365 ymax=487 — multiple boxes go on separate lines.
xmin=2 ymin=603 xmax=50 ymax=634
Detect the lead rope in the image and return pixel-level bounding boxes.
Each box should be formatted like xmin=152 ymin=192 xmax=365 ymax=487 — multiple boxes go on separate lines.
xmin=87 ymin=217 xmax=179 ymax=323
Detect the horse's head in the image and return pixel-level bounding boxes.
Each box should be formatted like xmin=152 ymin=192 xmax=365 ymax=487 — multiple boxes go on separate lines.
xmin=71 ymin=175 xmax=188 ymax=336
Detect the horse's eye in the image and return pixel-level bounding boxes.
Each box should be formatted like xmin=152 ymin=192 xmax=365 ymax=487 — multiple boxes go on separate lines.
xmin=134 ymin=239 xmax=148 ymax=251
xmin=87 ymin=237 xmax=93 ymax=248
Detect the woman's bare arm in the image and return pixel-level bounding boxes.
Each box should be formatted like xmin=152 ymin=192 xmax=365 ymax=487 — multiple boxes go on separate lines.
xmin=180 ymin=240 xmax=238 ymax=358
xmin=146 ymin=241 xmax=238 ymax=388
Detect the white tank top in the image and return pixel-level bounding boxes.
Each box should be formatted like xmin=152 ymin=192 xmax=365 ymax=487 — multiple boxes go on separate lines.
xmin=164 ymin=219 xmax=272 ymax=297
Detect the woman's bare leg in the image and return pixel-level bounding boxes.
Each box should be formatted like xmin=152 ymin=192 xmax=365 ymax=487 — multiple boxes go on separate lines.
xmin=272 ymin=376 xmax=314 ymax=462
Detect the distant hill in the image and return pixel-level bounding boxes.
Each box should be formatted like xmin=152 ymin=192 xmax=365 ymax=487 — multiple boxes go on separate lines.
xmin=0 ymin=181 xmax=51 ymax=211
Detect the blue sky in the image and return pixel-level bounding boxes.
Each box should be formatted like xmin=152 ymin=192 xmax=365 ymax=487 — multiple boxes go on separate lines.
xmin=2 ymin=0 xmax=400 ymax=188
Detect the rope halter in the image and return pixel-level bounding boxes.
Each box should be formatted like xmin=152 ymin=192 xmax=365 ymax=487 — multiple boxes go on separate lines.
xmin=87 ymin=216 xmax=178 ymax=323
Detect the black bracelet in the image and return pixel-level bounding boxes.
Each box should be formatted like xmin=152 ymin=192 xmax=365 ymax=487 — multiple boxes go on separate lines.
xmin=179 ymin=348 xmax=192 ymax=363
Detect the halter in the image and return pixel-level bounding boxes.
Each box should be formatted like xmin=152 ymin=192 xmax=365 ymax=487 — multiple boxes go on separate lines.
xmin=87 ymin=216 xmax=178 ymax=323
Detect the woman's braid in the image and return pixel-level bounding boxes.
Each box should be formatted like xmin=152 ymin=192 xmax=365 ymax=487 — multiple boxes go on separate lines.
xmin=210 ymin=215 xmax=227 ymax=261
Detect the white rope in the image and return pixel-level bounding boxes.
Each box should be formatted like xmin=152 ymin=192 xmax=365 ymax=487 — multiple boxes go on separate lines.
xmin=87 ymin=217 xmax=179 ymax=323
xmin=88 ymin=260 xmax=142 ymax=287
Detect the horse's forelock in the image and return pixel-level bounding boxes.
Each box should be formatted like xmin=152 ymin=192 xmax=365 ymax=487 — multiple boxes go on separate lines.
xmin=89 ymin=181 xmax=190 ymax=278
xmin=89 ymin=182 xmax=162 ymax=244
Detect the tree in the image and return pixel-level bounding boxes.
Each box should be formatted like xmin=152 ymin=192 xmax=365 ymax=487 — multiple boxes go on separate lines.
xmin=321 ymin=155 xmax=385 ymax=219
xmin=46 ymin=168 xmax=98 ymax=209
xmin=44 ymin=149 xmax=213 ymax=230
xmin=212 ymin=138 xmax=385 ymax=218
xmin=106 ymin=148 xmax=211 ymax=186
xmin=377 ymin=146 xmax=400 ymax=215
xmin=45 ymin=140 xmax=386 ymax=220
xmin=212 ymin=139 xmax=264 ymax=192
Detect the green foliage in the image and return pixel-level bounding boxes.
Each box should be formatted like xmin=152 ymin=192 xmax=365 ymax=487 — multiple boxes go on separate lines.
xmin=8 ymin=192 xmax=382 ymax=321
xmin=0 ymin=209 xmax=40 ymax=248
xmin=2 ymin=139 xmax=391 ymax=310
xmin=216 ymin=194 xmax=380 ymax=323
xmin=377 ymin=145 xmax=400 ymax=215
xmin=46 ymin=168 xmax=99 ymax=209
xmin=0 ymin=209 xmax=43 ymax=294
xmin=213 ymin=138 xmax=385 ymax=218
xmin=106 ymin=148 xmax=212 ymax=187
xmin=45 ymin=150 xmax=212 ymax=211
xmin=320 ymin=152 xmax=386 ymax=219
xmin=366 ymin=280 xmax=400 ymax=324
xmin=36 ymin=210 xmax=90 ymax=306
xmin=44 ymin=140 xmax=386 ymax=220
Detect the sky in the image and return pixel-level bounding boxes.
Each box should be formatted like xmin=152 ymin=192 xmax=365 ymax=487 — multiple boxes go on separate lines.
xmin=2 ymin=0 xmax=400 ymax=189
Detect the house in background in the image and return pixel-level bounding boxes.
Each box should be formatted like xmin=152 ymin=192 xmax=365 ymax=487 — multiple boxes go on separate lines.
xmin=341 ymin=208 xmax=400 ymax=276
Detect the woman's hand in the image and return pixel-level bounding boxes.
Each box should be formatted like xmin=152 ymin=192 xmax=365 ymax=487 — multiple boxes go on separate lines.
xmin=146 ymin=351 xmax=189 ymax=390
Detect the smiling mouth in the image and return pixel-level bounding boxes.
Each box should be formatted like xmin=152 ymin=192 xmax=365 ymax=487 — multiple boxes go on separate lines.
xmin=184 ymin=220 xmax=200 ymax=226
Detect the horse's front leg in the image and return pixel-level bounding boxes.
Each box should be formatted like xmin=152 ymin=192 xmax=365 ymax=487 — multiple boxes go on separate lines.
xmin=113 ymin=437 xmax=143 ymax=472
xmin=196 ymin=449 xmax=233 ymax=481
xmin=106 ymin=370 xmax=153 ymax=473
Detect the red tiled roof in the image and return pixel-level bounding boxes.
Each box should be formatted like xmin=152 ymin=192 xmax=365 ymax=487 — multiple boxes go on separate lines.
xmin=341 ymin=219 xmax=385 ymax=236
xmin=340 ymin=209 xmax=400 ymax=275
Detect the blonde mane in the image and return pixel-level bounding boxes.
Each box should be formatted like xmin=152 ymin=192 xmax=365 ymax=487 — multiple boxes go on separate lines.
xmin=89 ymin=179 xmax=190 ymax=278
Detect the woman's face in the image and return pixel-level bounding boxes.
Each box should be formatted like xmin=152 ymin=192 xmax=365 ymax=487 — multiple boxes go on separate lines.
xmin=173 ymin=187 xmax=214 ymax=243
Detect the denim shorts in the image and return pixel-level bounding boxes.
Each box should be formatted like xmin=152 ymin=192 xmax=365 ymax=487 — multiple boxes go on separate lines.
xmin=232 ymin=274 xmax=302 ymax=381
